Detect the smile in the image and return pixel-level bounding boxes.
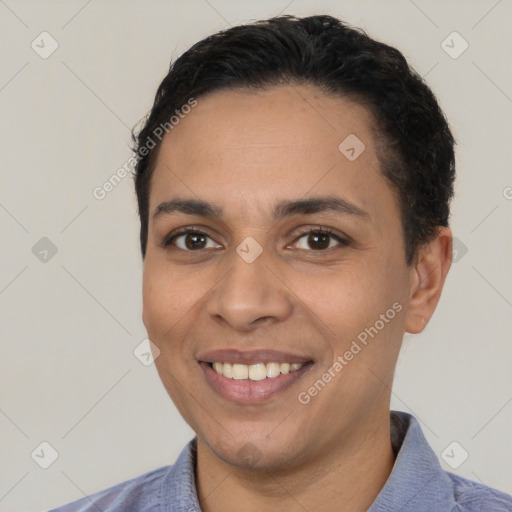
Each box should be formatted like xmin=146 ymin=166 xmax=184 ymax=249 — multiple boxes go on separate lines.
xmin=199 ymin=359 xmax=313 ymax=404
xmin=211 ymin=361 xmax=305 ymax=381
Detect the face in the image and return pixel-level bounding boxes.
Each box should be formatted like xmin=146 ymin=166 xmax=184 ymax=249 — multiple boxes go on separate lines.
xmin=142 ymin=84 xmax=416 ymax=470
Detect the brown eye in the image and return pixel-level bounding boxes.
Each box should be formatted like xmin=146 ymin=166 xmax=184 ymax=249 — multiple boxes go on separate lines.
xmin=182 ymin=233 xmax=208 ymax=250
xmin=163 ymin=229 xmax=222 ymax=251
xmin=306 ymin=232 xmax=330 ymax=250
xmin=294 ymin=228 xmax=350 ymax=251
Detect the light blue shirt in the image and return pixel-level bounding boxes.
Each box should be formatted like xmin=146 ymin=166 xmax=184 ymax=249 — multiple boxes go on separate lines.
xmin=48 ymin=411 xmax=512 ymax=511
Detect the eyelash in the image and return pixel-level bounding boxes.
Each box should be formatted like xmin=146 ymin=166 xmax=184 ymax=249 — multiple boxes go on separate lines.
xmin=161 ymin=226 xmax=351 ymax=252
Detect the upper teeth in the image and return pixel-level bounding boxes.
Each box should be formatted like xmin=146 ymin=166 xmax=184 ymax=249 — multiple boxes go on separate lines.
xmin=212 ymin=362 xmax=305 ymax=381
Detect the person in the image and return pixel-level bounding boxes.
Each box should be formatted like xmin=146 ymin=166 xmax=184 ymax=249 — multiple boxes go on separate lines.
xmin=50 ymin=14 xmax=512 ymax=512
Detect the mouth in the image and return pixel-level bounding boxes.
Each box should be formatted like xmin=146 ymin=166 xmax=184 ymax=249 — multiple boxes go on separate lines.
xmin=198 ymin=350 xmax=314 ymax=404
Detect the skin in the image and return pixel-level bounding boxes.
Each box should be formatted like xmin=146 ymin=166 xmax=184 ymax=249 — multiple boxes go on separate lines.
xmin=142 ymin=84 xmax=452 ymax=512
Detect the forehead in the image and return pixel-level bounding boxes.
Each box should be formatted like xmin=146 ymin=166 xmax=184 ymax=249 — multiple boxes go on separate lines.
xmin=162 ymin=84 xmax=377 ymax=161
xmin=149 ymin=84 xmax=394 ymax=223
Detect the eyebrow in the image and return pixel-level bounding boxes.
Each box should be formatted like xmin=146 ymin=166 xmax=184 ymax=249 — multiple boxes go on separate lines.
xmin=152 ymin=196 xmax=369 ymax=222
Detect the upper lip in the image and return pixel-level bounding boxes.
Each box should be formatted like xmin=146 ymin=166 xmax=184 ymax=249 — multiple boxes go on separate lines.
xmin=198 ymin=349 xmax=313 ymax=365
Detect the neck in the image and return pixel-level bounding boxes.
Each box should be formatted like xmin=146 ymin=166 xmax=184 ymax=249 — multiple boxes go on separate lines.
xmin=195 ymin=414 xmax=395 ymax=512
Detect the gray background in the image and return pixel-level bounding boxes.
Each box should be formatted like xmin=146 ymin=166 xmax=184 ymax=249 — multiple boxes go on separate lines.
xmin=0 ymin=1 xmax=511 ymax=510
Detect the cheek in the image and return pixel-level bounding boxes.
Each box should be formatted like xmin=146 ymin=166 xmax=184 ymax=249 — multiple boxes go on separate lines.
xmin=293 ymin=263 xmax=381 ymax=335
xmin=142 ymin=260 xmax=193 ymax=342
xmin=142 ymin=259 xmax=220 ymax=370
xmin=292 ymin=259 xmax=406 ymax=364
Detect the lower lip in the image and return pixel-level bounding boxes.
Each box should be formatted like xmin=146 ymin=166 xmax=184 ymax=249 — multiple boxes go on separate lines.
xmin=200 ymin=362 xmax=313 ymax=404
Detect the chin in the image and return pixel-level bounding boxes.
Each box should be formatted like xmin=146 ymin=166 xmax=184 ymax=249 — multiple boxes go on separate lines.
xmin=201 ymin=428 xmax=307 ymax=472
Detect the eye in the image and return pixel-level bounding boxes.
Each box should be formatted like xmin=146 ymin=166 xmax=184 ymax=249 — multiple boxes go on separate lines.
xmin=293 ymin=227 xmax=350 ymax=251
xmin=162 ymin=228 xmax=222 ymax=251
xmin=161 ymin=226 xmax=350 ymax=253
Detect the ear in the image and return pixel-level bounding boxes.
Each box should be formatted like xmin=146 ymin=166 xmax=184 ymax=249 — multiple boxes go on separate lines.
xmin=405 ymin=227 xmax=453 ymax=334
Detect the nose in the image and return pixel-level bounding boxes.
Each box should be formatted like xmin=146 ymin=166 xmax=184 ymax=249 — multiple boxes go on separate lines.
xmin=205 ymin=247 xmax=293 ymax=332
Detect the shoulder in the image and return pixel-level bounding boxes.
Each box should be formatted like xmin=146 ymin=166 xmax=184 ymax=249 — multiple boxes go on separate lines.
xmin=47 ymin=465 xmax=170 ymax=512
xmin=47 ymin=438 xmax=199 ymax=512
xmin=448 ymin=472 xmax=512 ymax=512
xmin=378 ymin=412 xmax=512 ymax=512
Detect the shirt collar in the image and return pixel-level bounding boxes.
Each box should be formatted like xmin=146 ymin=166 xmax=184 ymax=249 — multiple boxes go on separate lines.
xmin=161 ymin=411 xmax=453 ymax=512
xmin=368 ymin=411 xmax=454 ymax=511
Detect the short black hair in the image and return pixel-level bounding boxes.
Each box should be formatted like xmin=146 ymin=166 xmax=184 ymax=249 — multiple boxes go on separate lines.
xmin=132 ymin=14 xmax=455 ymax=264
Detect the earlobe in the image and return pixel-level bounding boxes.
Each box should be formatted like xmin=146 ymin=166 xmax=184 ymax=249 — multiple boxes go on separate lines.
xmin=405 ymin=227 xmax=452 ymax=334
